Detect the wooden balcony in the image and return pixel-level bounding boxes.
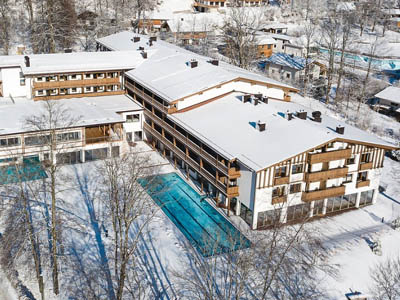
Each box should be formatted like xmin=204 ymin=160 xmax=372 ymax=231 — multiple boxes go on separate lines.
xmin=359 ymin=162 xmax=373 ymax=171
xmin=34 ymin=90 xmax=125 ymax=101
xmin=33 ymin=77 xmax=120 ymax=89
xmin=305 ymin=167 xmax=348 ymax=183
xmin=274 ymin=176 xmax=289 ymax=186
xmin=308 ymin=148 xmax=352 ymax=164
xmin=126 ymin=81 xmax=168 ymax=113
xmin=228 ymin=167 xmax=241 ymax=179
xmin=356 ymin=180 xmax=370 ymax=188
xmin=302 ymin=185 xmax=345 ymax=202
xmin=227 ymin=186 xmax=239 ymax=197
xmin=272 ymin=195 xmax=287 ymax=205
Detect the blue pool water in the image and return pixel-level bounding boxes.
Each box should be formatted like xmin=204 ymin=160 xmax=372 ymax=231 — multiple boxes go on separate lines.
xmin=0 ymin=156 xmax=48 ymax=184
xmin=138 ymin=173 xmax=251 ymax=257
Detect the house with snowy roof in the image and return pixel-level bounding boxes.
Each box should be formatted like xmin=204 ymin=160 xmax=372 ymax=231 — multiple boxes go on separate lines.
xmin=262 ymin=52 xmax=323 ymax=83
xmin=374 ymin=86 xmax=400 ymax=113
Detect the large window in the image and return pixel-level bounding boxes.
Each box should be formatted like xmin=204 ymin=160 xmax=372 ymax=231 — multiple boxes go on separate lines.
xmin=85 ymin=148 xmax=108 ymax=161
xmin=360 ymin=190 xmax=374 ymax=206
xmin=272 ymin=186 xmax=286 ymax=198
xmin=240 ymin=203 xmax=253 ymax=226
xmin=361 ymin=153 xmax=371 ymax=163
xmin=357 ymin=171 xmax=368 ymax=182
xmin=289 ymin=183 xmax=301 ymax=194
xmin=287 ymin=203 xmax=310 ymax=222
xmin=257 ymin=209 xmax=281 ymax=229
xmin=56 ymin=151 xmax=81 ymax=165
xmin=291 ymin=164 xmax=303 ymax=174
xmin=126 ymin=114 xmax=140 ymax=123
xmin=57 ymin=132 xmax=81 ymax=142
xmin=346 ymin=155 xmax=356 ymax=165
xmin=326 ymin=193 xmax=357 ymax=214
xmin=25 ymin=135 xmax=51 ymax=146
xmin=0 ymin=137 xmax=20 ymax=148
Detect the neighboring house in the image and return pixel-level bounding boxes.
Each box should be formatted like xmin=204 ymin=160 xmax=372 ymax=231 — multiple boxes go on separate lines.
xmin=193 ymin=0 xmax=226 ymax=12
xmin=262 ymin=53 xmax=322 ymax=83
xmin=284 ymin=43 xmax=304 ymax=57
xmin=269 ymin=33 xmax=292 ymax=53
xmin=77 ymin=10 xmax=98 ymax=28
xmin=382 ymin=9 xmax=400 ymax=28
xmin=260 ymin=23 xmax=288 ymax=34
xmin=374 ymin=86 xmax=400 ymax=113
xmin=256 ymin=35 xmax=276 ymax=58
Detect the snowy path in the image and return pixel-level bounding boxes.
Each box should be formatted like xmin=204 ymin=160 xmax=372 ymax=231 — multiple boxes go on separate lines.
xmin=0 ymin=267 xmax=18 ymax=300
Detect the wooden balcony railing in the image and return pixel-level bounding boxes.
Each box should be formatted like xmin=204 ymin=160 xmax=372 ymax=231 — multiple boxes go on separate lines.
xmin=125 ymin=82 xmax=168 ymax=113
xmin=274 ymin=176 xmax=289 ymax=186
xmin=143 ymin=122 xmax=228 ymax=193
xmin=144 ymin=112 xmax=229 ymax=175
xmin=308 ymin=148 xmax=352 ymax=164
xmin=227 ymin=186 xmax=239 ymax=197
xmin=305 ymin=167 xmax=348 ymax=182
xmin=272 ymin=195 xmax=287 ymax=205
xmin=33 ymin=77 xmax=120 ymax=89
xmin=34 ymin=90 xmax=125 ymax=101
xmin=302 ymin=185 xmax=345 ymax=202
xmin=359 ymin=162 xmax=373 ymax=171
xmin=228 ymin=167 xmax=241 ymax=178
xmin=356 ymin=180 xmax=370 ymax=188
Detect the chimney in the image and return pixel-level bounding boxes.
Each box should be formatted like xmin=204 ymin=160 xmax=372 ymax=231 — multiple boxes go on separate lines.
xmin=262 ymin=96 xmax=268 ymax=104
xmin=257 ymin=120 xmax=266 ymax=132
xmin=254 ymin=98 xmax=259 ymax=106
xmin=24 ymin=56 xmax=30 ymax=67
xmin=288 ymin=112 xmax=293 ymax=121
xmin=133 ymin=36 xmax=140 ymax=43
xmin=243 ymin=94 xmax=251 ymax=103
xmin=312 ymin=111 xmax=322 ymax=122
xmin=141 ymin=51 xmax=148 ymax=59
xmin=254 ymin=93 xmax=262 ymax=100
xmin=208 ymin=59 xmax=219 ymax=66
xmin=138 ymin=46 xmax=145 ymax=51
xmin=149 ymin=40 xmax=153 ymax=47
xmin=190 ymin=59 xmax=198 ymax=68
xmin=297 ymin=110 xmax=307 ymax=120
xmin=150 ymin=36 xmax=157 ymax=42
xmin=336 ymin=125 xmax=345 ymax=134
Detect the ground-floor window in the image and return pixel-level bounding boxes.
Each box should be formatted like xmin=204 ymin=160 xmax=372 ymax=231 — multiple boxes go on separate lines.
xmin=359 ymin=190 xmax=374 ymax=207
xmin=257 ymin=208 xmax=282 ymax=228
xmin=240 ymin=203 xmax=253 ymax=226
xmin=85 ymin=148 xmax=108 ymax=161
xmin=286 ymin=203 xmax=310 ymax=222
xmin=111 ymin=146 xmax=120 ymax=158
xmin=56 ymin=151 xmax=82 ymax=165
xmin=313 ymin=199 xmax=324 ymax=216
xmin=134 ymin=131 xmax=143 ymax=141
xmin=326 ymin=193 xmax=357 ymax=214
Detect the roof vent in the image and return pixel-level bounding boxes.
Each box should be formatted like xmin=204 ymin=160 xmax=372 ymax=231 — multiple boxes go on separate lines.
xmin=257 ymin=120 xmax=266 ymax=132
xmin=133 ymin=36 xmax=140 ymax=43
xmin=336 ymin=125 xmax=345 ymax=134
xmin=141 ymin=51 xmax=148 ymax=59
xmin=190 ymin=59 xmax=198 ymax=68
xmin=208 ymin=59 xmax=219 ymax=66
xmin=243 ymin=94 xmax=251 ymax=103
xmin=262 ymin=96 xmax=268 ymax=104
xmin=288 ymin=112 xmax=293 ymax=121
xmin=297 ymin=110 xmax=307 ymax=120
xmin=312 ymin=111 xmax=322 ymax=122
xmin=24 ymin=56 xmax=30 ymax=67
xmin=149 ymin=36 xmax=157 ymax=42
xmin=138 ymin=46 xmax=145 ymax=51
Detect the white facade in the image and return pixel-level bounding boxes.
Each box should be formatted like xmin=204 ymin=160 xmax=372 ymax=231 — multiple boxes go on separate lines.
xmin=0 ymin=67 xmax=31 ymax=98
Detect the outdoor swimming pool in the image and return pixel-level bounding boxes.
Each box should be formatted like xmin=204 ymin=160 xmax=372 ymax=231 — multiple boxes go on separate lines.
xmin=138 ymin=172 xmax=250 ymax=257
xmin=0 ymin=156 xmax=48 ymax=184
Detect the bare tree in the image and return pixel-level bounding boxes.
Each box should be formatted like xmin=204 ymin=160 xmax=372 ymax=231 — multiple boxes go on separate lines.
xmin=0 ymin=0 xmax=11 ymax=55
xmin=370 ymin=255 xmax=400 ymax=300
xmin=302 ymin=19 xmax=318 ymax=97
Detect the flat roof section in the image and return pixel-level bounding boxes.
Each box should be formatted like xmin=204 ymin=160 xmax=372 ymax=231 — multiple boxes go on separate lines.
xmin=171 ymin=93 xmax=394 ymax=171
xmin=0 ymin=95 xmax=141 ymax=136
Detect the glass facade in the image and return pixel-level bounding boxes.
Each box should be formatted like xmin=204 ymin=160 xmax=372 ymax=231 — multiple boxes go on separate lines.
xmin=326 ymin=193 xmax=357 ymax=214
xmin=257 ymin=209 xmax=282 ymax=228
xmin=360 ymin=190 xmax=374 ymax=206
xmin=287 ymin=203 xmax=310 ymax=222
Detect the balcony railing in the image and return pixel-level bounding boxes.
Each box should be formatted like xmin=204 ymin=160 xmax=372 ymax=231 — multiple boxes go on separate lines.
xmin=143 ymin=123 xmax=227 ymax=192
xmin=302 ymin=185 xmax=345 ymax=202
xmin=34 ymin=90 xmax=125 ymax=101
xmin=356 ymin=180 xmax=370 ymax=188
xmin=228 ymin=167 xmax=241 ymax=178
xmin=144 ymin=112 xmax=229 ymax=175
xmin=33 ymin=77 xmax=120 ymax=89
xmin=359 ymin=162 xmax=373 ymax=171
xmin=273 ymin=176 xmax=289 ymax=186
xmin=308 ymin=148 xmax=352 ymax=164
xmin=305 ymin=167 xmax=348 ymax=182
xmin=272 ymin=195 xmax=287 ymax=205
xmin=125 ymin=81 xmax=168 ymax=113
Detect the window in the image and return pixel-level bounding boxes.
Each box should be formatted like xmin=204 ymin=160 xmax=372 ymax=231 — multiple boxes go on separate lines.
xmin=267 ymin=44 xmax=272 ymax=49
xmin=291 ymin=164 xmax=303 ymax=174
xmin=346 ymin=155 xmax=355 ymax=165
xmin=274 ymin=44 xmax=276 ymax=48
xmin=59 ymin=75 xmax=67 ymax=81
xmin=361 ymin=153 xmax=371 ymax=163
xmin=60 ymin=88 xmax=67 ymax=94
xmin=272 ymin=186 xmax=286 ymax=198
xmin=126 ymin=114 xmax=140 ymax=123
xmin=344 ymin=173 xmax=353 ymax=183
xmin=71 ymin=75 xmax=77 ymax=80
xmin=25 ymin=135 xmax=50 ymax=146
xmin=327 ymin=141 xmax=334 ymax=148
xmin=275 ymin=166 xmax=287 ymax=178
xmin=271 ymin=69 xmax=275 ymax=74
xmin=286 ymin=73 xmax=290 ymax=79
xmin=19 ymin=72 xmax=26 ymax=86
xmin=71 ymin=88 xmax=77 ymax=93
xmin=57 ymin=132 xmax=81 ymax=142
xmin=85 ymin=87 xmax=92 ymax=92
xmin=0 ymin=137 xmax=20 ymax=148
xmin=37 ymin=90 xmax=44 ymax=96
xmin=289 ymin=183 xmax=301 ymax=194
xmin=85 ymin=74 xmax=92 ymax=79
xmin=36 ymin=77 xmax=44 ymax=82
xmin=357 ymin=171 xmax=368 ymax=182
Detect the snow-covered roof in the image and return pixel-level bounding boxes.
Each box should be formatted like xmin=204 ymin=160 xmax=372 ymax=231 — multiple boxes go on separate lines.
xmin=166 ymin=13 xmax=220 ymax=33
xmin=126 ymin=51 xmax=296 ymax=103
xmin=264 ymin=53 xmax=308 ymax=70
xmin=171 ymin=93 xmax=395 ymax=171
xmin=267 ymin=33 xmax=292 ymax=42
xmin=0 ymin=51 xmax=152 ymax=75
xmin=0 ymin=95 xmax=141 ymax=136
xmin=256 ymin=35 xmax=277 ymax=45
xmin=261 ymin=23 xmax=288 ymax=30
xmin=375 ymin=86 xmax=400 ymax=104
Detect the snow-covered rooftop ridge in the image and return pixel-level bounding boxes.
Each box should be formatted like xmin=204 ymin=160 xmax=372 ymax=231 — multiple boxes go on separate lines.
xmin=267 ymin=33 xmax=292 ymax=41
xmin=375 ymin=86 xmax=400 ymax=104
xmin=260 ymin=23 xmax=288 ymax=29
xmin=171 ymin=93 xmax=395 ymax=171
xmin=255 ymin=34 xmax=277 ymax=45
xmin=0 ymin=51 xmax=153 ymax=75
xmin=166 ymin=12 xmax=222 ymax=33
xmin=263 ymin=53 xmax=309 ymax=70
xmin=126 ymin=51 xmax=296 ymax=103
xmin=0 ymin=95 xmax=141 ymax=136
